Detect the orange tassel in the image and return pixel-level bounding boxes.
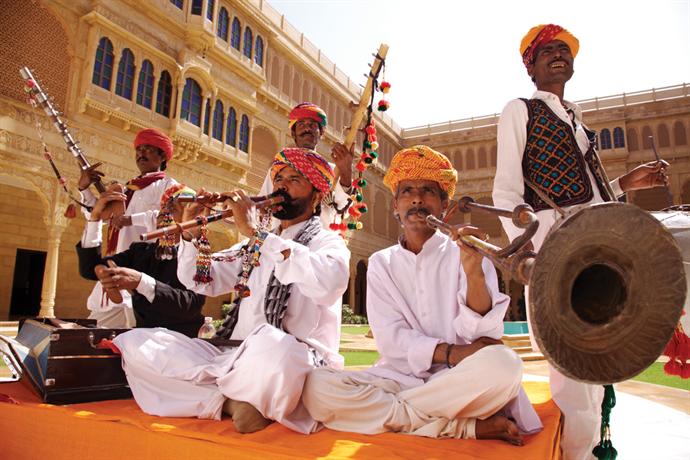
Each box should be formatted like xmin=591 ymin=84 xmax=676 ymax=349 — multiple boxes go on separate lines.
xmin=64 ymin=203 xmax=77 ymax=218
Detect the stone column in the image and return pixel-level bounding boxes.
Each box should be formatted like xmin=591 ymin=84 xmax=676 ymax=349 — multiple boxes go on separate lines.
xmin=38 ymin=192 xmax=69 ymax=318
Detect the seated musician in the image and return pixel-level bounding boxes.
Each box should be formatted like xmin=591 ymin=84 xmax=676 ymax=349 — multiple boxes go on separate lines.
xmin=303 ymin=146 xmax=542 ymax=444
xmin=76 ymin=185 xmax=205 ymax=337
xmin=112 ymin=148 xmax=350 ymax=434
xmin=260 ymin=103 xmax=354 ymax=229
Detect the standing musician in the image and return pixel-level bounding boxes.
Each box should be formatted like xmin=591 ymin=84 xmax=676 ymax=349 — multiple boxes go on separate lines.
xmin=303 ymin=146 xmax=541 ymax=445
xmin=492 ymin=24 xmax=669 ymax=459
xmin=78 ymin=128 xmax=178 ymax=326
xmin=260 ymin=102 xmax=355 ymax=228
xmin=75 ymin=185 xmax=205 ymax=337
xmin=112 ymin=148 xmax=350 ymax=434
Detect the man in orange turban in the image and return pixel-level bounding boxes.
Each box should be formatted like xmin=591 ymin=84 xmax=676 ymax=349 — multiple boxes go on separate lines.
xmin=493 ymin=24 xmax=669 ymax=459
xmin=304 ymin=145 xmax=543 ymax=444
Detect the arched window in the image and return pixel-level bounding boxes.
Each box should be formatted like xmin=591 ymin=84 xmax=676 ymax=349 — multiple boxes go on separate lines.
xmin=217 ymin=8 xmax=229 ymax=41
xmin=226 ymin=107 xmax=237 ymax=146
xmin=136 ymin=60 xmax=154 ymax=108
xmin=301 ymin=80 xmax=309 ymax=102
xmin=658 ymin=124 xmax=670 ymax=148
xmin=170 ymin=0 xmax=183 ymax=9
xmin=627 ymin=128 xmax=639 ymax=151
xmin=203 ymin=98 xmax=211 ymax=135
xmin=674 ymin=121 xmax=687 ymax=146
xmin=191 ymin=0 xmax=202 ymax=15
xmin=243 ymin=27 xmax=253 ymax=59
xmin=239 ymin=114 xmax=249 ymax=152
xmin=641 ymin=126 xmax=653 ymax=149
xmin=465 ymin=149 xmax=475 ymax=170
xmin=292 ymin=73 xmax=301 ymax=101
xmin=490 ymin=145 xmax=497 ymax=167
xmin=115 ymin=49 xmax=136 ymax=100
xmin=254 ymin=36 xmax=264 ymax=67
xmin=212 ymin=100 xmax=224 ymax=141
xmin=231 ymin=18 xmax=241 ymax=50
xmin=155 ymin=71 xmax=172 ymax=117
xmin=180 ymin=78 xmax=202 ymax=126
xmin=92 ymin=37 xmax=114 ymax=90
xmin=599 ymin=128 xmax=612 ymax=150
xmin=282 ymin=65 xmax=291 ymax=96
xmin=477 ymin=147 xmax=488 ymax=168
xmin=206 ymin=0 xmax=215 ymax=20
xmin=613 ymin=127 xmax=625 ymax=148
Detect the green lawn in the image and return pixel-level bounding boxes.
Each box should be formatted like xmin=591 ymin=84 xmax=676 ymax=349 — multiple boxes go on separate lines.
xmin=342 ymin=350 xmax=379 ymax=367
xmin=631 ymin=362 xmax=690 ymax=391
xmin=341 ymin=325 xmax=371 ymax=336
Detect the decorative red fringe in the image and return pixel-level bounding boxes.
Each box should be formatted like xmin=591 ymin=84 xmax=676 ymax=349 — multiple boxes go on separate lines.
xmin=663 ymin=318 xmax=690 ymax=379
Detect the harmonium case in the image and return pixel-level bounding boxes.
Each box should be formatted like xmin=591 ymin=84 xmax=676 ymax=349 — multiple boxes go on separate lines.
xmin=0 ymin=318 xmax=132 ymax=404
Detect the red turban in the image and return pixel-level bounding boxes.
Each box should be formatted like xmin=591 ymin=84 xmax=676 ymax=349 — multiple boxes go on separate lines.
xmin=288 ymin=103 xmax=327 ymax=131
xmin=134 ymin=129 xmax=174 ymax=161
xmin=520 ymin=24 xmax=579 ymax=68
xmin=271 ymin=148 xmax=334 ymax=194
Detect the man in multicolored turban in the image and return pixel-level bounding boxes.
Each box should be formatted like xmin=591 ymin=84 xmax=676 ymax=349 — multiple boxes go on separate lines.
xmin=493 ymin=24 xmax=669 ymax=459
xmin=77 ymin=127 xmax=179 ymax=327
xmin=113 ymin=147 xmax=350 ymax=436
xmin=304 ymin=145 xmax=542 ymax=444
xmin=260 ymin=102 xmax=354 ymax=229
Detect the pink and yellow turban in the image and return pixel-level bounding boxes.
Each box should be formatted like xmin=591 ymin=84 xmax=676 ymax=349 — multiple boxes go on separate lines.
xmin=134 ymin=128 xmax=174 ymax=160
xmin=271 ymin=148 xmax=334 ymax=194
xmin=520 ymin=24 xmax=579 ymax=68
xmin=288 ymin=103 xmax=327 ymax=131
xmin=383 ymin=145 xmax=457 ymax=197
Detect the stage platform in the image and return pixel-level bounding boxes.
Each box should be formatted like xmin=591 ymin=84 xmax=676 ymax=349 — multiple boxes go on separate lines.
xmin=0 ymin=379 xmax=561 ymax=459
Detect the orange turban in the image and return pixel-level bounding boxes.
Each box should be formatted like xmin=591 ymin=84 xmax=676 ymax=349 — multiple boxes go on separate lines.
xmin=288 ymin=103 xmax=327 ymax=131
xmin=271 ymin=148 xmax=335 ymax=194
xmin=134 ymin=128 xmax=174 ymax=160
xmin=383 ymin=145 xmax=457 ymax=197
xmin=520 ymin=24 xmax=579 ymax=67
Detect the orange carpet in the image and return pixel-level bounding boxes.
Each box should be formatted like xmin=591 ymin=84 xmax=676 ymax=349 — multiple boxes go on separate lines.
xmin=0 ymin=379 xmax=561 ymax=459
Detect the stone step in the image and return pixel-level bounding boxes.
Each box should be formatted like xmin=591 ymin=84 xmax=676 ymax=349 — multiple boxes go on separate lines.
xmin=512 ymin=346 xmax=535 ymax=354
xmin=520 ymin=352 xmax=546 ymax=362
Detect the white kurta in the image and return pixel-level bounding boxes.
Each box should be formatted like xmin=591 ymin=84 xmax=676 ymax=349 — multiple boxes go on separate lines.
xmin=114 ymin=220 xmax=350 ymax=434
xmin=492 ymin=90 xmax=621 ymax=460
xmin=259 ymin=166 xmax=351 ymax=230
xmin=80 ymin=174 xmax=177 ymax=325
xmin=303 ymin=231 xmax=542 ymax=438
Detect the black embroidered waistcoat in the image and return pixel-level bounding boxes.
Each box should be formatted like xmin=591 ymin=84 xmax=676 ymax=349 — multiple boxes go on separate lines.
xmin=521 ymin=98 xmax=613 ymax=212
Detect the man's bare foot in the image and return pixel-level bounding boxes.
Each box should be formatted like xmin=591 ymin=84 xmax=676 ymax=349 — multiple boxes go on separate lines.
xmin=222 ymin=399 xmax=273 ymax=434
xmin=475 ymin=414 xmax=523 ymax=446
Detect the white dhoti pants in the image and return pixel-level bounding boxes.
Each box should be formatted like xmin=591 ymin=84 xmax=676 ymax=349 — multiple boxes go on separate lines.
xmin=303 ymin=345 xmax=523 ymax=439
xmin=113 ymin=324 xmax=320 ymax=433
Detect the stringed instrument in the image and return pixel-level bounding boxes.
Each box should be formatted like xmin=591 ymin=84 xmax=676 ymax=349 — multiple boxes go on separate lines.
xmin=20 ymin=67 xmax=125 ymax=220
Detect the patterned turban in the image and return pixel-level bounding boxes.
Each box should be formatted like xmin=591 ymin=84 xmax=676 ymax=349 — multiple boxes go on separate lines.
xmin=384 ymin=145 xmax=458 ymax=197
xmin=288 ymin=103 xmax=328 ymax=131
xmin=134 ymin=128 xmax=174 ymax=160
xmin=520 ymin=24 xmax=579 ymax=68
xmin=270 ymin=148 xmax=334 ymax=194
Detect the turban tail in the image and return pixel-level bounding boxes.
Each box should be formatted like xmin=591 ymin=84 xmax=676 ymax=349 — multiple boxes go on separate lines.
xmin=288 ymin=103 xmax=327 ymax=130
xmin=134 ymin=128 xmax=174 ymax=160
xmin=271 ymin=148 xmax=334 ymax=194
xmin=384 ymin=145 xmax=458 ymax=197
xmin=520 ymin=24 xmax=579 ymax=68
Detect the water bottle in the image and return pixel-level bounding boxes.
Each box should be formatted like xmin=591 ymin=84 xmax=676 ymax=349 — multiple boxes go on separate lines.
xmin=197 ymin=317 xmax=216 ymax=339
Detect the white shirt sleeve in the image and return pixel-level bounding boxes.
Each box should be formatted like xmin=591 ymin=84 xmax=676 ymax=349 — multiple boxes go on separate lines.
xmin=492 ymin=99 xmax=530 ymax=243
xmin=135 ymin=272 xmax=157 ymax=302
xmin=453 ymin=258 xmax=510 ymax=341
xmin=81 ymin=220 xmax=103 ymax=248
xmin=609 ymin=177 xmax=624 ymax=198
xmin=262 ymin=232 xmax=350 ymax=306
xmin=79 ymin=188 xmax=98 ymax=220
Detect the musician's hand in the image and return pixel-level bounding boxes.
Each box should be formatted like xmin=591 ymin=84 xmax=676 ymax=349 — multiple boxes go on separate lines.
xmin=96 ymin=266 xmax=141 ymax=291
xmin=110 ymin=214 xmax=133 ymax=229
xmin=450 ymin=225 xmax=487 ymax=275
xmin=448 ymin=337 xmax=503 ymax=367
xmin=78 ymin=163 xmax=105 ymax=191
xmin=332 ymin=143 xmax=354 ymax=187
xmin=181 ymin=188 xmax=215 ymax=221
xmin=90 ymin=190 xmax=126 ymax=221
xmin=619 ymin=160 xmax=669 ymax=192
xmin=226 ymin=189 xmax=256 ymax=237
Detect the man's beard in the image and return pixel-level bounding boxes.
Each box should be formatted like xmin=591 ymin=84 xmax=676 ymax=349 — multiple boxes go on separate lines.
xmin=272 ymin=194 xmax=312 ymax=220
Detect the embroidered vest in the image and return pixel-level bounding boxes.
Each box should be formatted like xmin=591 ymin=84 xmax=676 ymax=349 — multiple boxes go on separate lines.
xmin=521 ymin=98 xmax=613 ymax=212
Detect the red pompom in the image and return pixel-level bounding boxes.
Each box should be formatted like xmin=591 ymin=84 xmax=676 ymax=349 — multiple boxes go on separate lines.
xmin=355 ymin=161 xmax=367 ymax=172
xmin=379 ymin=81 xmax=391 ymax=93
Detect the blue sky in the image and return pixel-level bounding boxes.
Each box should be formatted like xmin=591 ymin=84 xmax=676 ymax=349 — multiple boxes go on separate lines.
xmin=269 ymin=0 xmax=690 ymax=127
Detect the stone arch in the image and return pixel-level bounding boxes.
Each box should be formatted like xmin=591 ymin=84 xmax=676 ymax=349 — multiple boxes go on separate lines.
xmin=657 ymin=123 xmax=670 ymax=148
xmin=292 ymin=71 xmax=300 ymax=102
xmin=270 ymin=56 xmax=280 ymax=88
xmin=354 ymin=260 xmax=368 ymax=316
xmin=247 ymin=124 xmax=278 ymax=190
xmin=0 ymin=2 xmax=72 ymax=110
xmin=674 ymin=121 xmax=687 ymax=146
xmin=490 ymin=145 xmax=497 ymax=167
xmin=180 ymin=65 xmax=214 ymax=95
xmin=301 ymin=79 xmax=310 ymax=103
xmin=477 ymin=147 xmax=488 ymax=169
xmin=641 ymin=126 xmax=653 ymax=149
xmin=465 ymin=149 xmax=476 ymax=170
xmin=627 ymin=128 xmax=639 ymax=151
xmin=281 ymin=64 xmax=291 ymax=96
